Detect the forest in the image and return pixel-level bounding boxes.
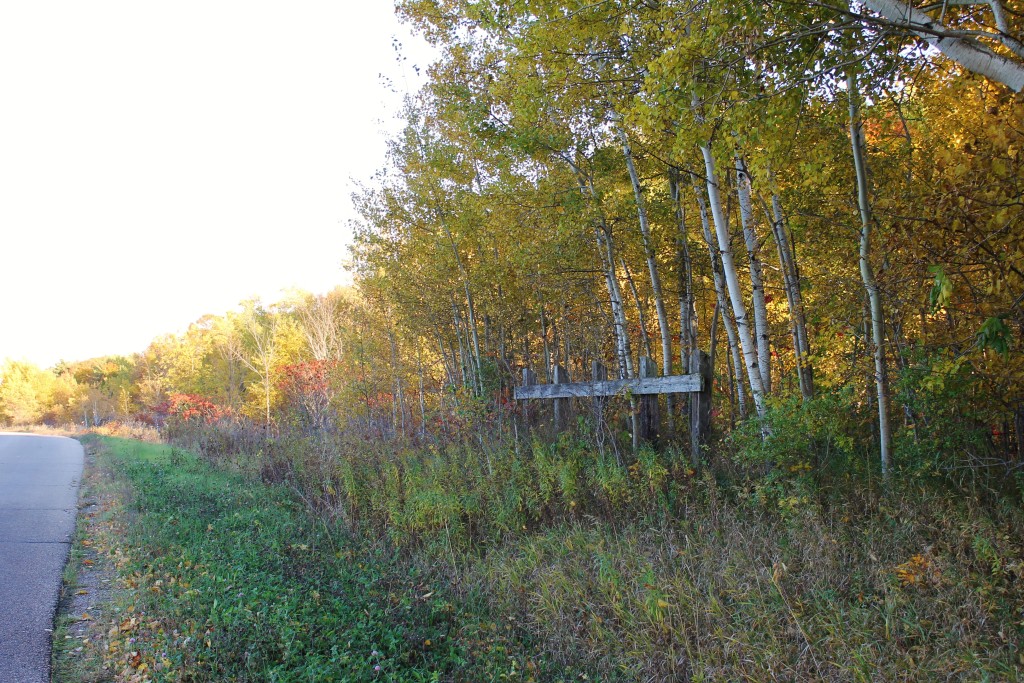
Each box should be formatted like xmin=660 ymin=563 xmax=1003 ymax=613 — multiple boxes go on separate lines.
xmin=6 ymin=0 xmax=1024 ymax=679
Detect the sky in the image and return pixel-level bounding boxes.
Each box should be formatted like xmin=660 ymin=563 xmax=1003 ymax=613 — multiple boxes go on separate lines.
xmin=0 ymin=1 xmax=434 ymax=369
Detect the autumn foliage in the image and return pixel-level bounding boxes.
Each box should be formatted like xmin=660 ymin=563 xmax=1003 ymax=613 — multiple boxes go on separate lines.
xmin=164 ymin=393 xmax=230 ymax=424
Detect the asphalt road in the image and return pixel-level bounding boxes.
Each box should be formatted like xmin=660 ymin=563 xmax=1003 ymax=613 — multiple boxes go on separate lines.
xmin=0 ymin=433 xmax=83 ymax=683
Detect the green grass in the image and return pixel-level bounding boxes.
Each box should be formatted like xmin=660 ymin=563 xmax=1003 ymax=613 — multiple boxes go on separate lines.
xmin=93 ymin=436 xmax=559 ymax=682
xmin=91 ymin=433 xmax=1024 ymax=681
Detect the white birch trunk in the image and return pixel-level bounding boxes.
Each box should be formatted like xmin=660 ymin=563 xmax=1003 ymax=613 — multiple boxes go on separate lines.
xmin=439 ymin=221 xmax=483 ymax=396
xmin=736 ymin=157 xmax=772 ymax=395
xmin=848 ymin=71 xmax=893 ymax=478
xmin=621 ymin=257 xmax=654 ymax=360
xmin=670 ymin=171 xmax=697 ymax=369
xmin=862 ymin=0 xmax=1024 ymax=92
xmin=701 ymin=145 xmax=767 ymax=419
xmin=566 ymin=155 xmax=640 ymax=448
xmin=760 ymin=188 xmax=814 ymax=400
xmin=616 ymin=123 xmax=673 ymax=380
xmin=571 ymin=164 xmax=635 ymax=380
xmin=463 ymin=279 xmax=484 ymax=396
xmin=695 ymin=179 xmax=748 ymax=418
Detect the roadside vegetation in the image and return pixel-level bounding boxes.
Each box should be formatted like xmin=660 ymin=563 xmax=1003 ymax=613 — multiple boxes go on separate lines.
xmin=50 ymin=421 xmax=1024 ymax=681
xmin=8 ymin=0 xmax=1024 ymax=679
xmin=54 ymin=435 xmax=560 ymax=682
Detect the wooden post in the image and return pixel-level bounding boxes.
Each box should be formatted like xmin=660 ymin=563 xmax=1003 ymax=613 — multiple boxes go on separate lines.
xmin=638 ymin=356 xmax=659 ymax=445
xmin=552 ymin=364 xmax=569 ymax=432
xmin=591 ymin=360 xmax=607 ymax=429
xmin=522 ymin=368 xmax=537 ymax=429
xmin=690 ymin=350 xmax=712 ymax=466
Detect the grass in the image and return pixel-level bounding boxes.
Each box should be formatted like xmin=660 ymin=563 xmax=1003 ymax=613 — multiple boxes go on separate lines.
xmin=466 ymin=485 xmax=1024 ymax=681
xmin=59 ymin=432 xmax=1024 ymax=681
xmin=66 ymin=435 xmax=563 ymax=682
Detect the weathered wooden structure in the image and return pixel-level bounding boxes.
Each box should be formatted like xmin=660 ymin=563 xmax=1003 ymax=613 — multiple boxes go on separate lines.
xmin=515 ymin=352 xmax=713 ymax=463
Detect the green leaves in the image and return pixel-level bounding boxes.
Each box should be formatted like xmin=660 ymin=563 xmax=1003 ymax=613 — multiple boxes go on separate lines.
xmin=977 ymin=316 xmax=1012 ymax=358
xmin=928 ymin=264 xmax=953 ymax=311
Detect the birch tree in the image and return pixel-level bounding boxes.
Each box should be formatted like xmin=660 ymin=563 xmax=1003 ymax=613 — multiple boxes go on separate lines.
xmin=857 ymin=0 xmax=1024 ymax=92
xmin=848 ymin=70 xmax=893 ymax=477
xmin=701 ymin=144 xmax=769 ymax=419
xmin=736 ymin=157 xmax=772 ymax=395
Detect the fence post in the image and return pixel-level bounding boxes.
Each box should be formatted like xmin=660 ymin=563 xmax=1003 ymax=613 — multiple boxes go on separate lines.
xmin=639 ymin=356 xmax=659 ymax=445
xmin=591 ymin=360 xmax=607 ymax=430
xmin=552 ymin=364 xmax=569 ymax=433
xmin=689 ymin=350 xmax=712 ymax=466
xmin=522 ymin=368 xmax=537 ymax=429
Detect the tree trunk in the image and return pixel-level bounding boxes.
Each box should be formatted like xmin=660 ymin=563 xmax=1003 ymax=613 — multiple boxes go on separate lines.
xmin=616 ymin=122 xmax=673 ymax=382
xmin=736 ymin=156 xmax=772 ymax=395
xmin=694 ymin=178 xmax=748 ymax=418
xmin=671 ymin=171 xmax=697 ymax=367
xmin=848 ymin=70 xmax=893 ymax=479
xmin=861 ymin=0 xmax=1024 ymax=92
xmin=452 ymin=301 xmax=469 ymax=389
xmin=575 ymin=168 xmax=634 ymax=381
xmin=417 ymin=345 xmax=427 ymax=437
xmin=567 ymin=157 xmax=639 ymax=448
xmin=760 ymin=189 xmax=814 ymax=400
xmin=464 ymin=279 xmax=484 ymax=396
xmin=439 ymin=221 xmax=483 ymax=396
xmin=621 ymin=257 xmax=654 ymax=359
xmin=540 ymin=305 xmax=552 ymax=382
xmin=700 ymin=144 xmax=768 ymax=419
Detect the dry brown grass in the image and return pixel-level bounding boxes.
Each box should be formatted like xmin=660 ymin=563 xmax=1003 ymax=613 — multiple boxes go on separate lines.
xmin=458 ymin=480 xmax=1024 ymax=681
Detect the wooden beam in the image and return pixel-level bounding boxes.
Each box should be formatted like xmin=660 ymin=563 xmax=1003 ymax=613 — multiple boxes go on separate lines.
xmin=514 ymin=373 xmax=703 ymax=400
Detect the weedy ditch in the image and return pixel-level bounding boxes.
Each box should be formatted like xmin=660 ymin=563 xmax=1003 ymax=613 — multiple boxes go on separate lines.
xmin=55 ymin=432 xmax=1024 ymax=681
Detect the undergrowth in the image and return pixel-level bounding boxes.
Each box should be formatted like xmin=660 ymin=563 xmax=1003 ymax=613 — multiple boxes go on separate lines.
xmin=138 ymin=387 xmax=1024 ymax=680
xmin=90 ymin=435 xmax=563 ymax=682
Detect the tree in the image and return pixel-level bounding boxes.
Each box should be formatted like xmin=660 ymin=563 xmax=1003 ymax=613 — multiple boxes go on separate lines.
xmin=856 ymin=0 xmax=1024 ymax=92
xmin=237 ymin=301 xmax=282 ymax=428
xmin=0 ymin=360 xmax=54 ymax=425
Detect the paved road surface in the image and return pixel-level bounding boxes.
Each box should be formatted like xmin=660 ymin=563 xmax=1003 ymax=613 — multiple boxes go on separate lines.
xmin=0 ymin=433 xmax=83 ymax=683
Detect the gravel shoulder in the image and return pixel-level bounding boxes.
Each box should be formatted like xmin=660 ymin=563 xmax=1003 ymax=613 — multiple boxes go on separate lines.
xmin=51 ymin=437 xmax=130 ymax=683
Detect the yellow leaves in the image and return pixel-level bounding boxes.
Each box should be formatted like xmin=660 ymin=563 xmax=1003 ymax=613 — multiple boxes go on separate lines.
xmin=777 ymin=495 xmax=808 ymax=513
xmin=894 ymin=553 xmax=943 ymax=588
xmin=985 ymin=123 xmax=1009 ymax=148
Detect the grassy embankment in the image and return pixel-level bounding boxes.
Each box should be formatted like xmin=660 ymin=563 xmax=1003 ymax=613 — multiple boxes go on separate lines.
xmin=53 ymin=435 xmax=555 ymax=682
xmin=54 ymin=433 xmax=1024 ymax=681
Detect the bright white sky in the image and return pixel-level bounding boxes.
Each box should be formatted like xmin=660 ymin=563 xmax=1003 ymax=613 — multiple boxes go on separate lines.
xmin=0 ymin=1 xmax=434 ymax=369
